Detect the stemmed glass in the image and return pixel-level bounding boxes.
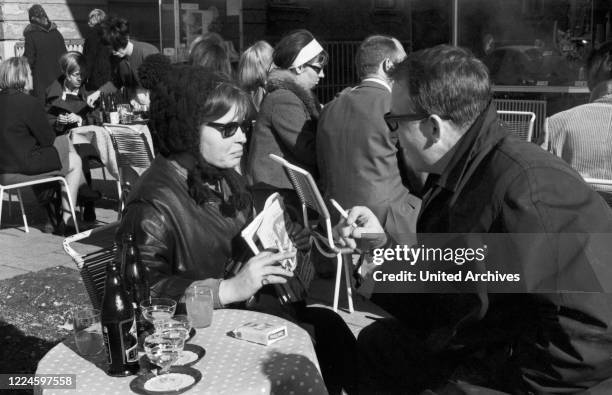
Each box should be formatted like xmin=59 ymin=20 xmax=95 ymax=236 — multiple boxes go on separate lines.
xmin=140 ymin=298 xmax=177 ymax=332
xmin=143 ymin=332 xmax=185 ymax=384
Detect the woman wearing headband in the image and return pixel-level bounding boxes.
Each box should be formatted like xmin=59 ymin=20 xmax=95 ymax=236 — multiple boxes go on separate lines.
xmin=246 ymin=29 xmax=327 ymax=211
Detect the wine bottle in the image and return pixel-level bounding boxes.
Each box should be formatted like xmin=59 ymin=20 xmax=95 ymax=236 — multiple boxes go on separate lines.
xmin=101 ymin=256 xmax=139 ymax=376
xmin=120 ymin=233 xmax=150 ymax=335
xmin=109 ymin=94 xmax=119 ymax=124
xmin=100 ymin=92 xmax=108 ymax=124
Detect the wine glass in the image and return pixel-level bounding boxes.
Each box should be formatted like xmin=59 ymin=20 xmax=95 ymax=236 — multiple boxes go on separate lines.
xmin=144 ymin=332 xmax=185 ymax=382
xmin=158 ymin=315 xmax=191 ymax=340
xmin=140 ymin=298 xmax=177 ymax=332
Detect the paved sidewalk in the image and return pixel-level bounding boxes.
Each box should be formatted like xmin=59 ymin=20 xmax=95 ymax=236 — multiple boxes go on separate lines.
xmin=0 ymin=169 xmax=118 ymax=279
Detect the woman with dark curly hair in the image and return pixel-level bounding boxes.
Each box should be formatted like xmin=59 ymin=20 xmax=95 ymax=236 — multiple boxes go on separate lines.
xmin=117 ymin=65 xmax=356 ymax=394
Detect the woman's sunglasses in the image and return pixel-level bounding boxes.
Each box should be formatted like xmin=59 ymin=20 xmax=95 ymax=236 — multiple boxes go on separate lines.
xmin=305 ymin=64 xmax=324 ymax=74
xmin=207 ymin=120 xmax=253 ymax=138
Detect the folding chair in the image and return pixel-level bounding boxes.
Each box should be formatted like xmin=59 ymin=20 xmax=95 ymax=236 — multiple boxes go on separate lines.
xmin=0 ymin=172 xmax=79 ymax=233
xmin=497 ymin=110 xmax=536 ymax=142
xmin=103 ymin=124 xmax=155 ymax=219
xmin=269 ymin=154 xmax=355 ymax=313
xmin=63 ymin=222 xmax=120 ymax=309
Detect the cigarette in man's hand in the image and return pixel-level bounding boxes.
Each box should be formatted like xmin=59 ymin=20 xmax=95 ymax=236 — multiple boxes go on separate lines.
xmin=330 ymin=199 xmax=358 ymax=229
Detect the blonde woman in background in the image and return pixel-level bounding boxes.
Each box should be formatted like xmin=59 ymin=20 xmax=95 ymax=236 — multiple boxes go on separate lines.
xmin=238 ymin=41 xmax=273 ymax=112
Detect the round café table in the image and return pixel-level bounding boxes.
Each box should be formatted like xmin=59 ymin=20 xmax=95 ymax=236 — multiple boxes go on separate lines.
xmin=35 ymin=309 xmax=328 ymax=395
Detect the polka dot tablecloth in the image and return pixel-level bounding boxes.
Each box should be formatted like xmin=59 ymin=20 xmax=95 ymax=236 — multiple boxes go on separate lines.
xmin=36 ymin=309 xmax=328 ymax=395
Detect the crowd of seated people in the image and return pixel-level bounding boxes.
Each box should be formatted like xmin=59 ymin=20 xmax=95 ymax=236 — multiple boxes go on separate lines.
xmin=6 ymin=5 xmax=612 ymax=393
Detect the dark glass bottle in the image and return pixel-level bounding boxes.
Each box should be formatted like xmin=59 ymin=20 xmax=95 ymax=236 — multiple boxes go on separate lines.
xmin=120 ymin=233 xmax=150 ymax=335
xmin=101 ymin=256 xmax=139 ymax=376
xmin=99 ymin=93 xmax=108 ymax=124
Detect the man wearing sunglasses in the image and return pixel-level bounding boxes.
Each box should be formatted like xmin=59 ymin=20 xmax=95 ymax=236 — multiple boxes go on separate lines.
xmin=338 ymin=45 xmax=612 ymax=393
xmin=317 ymin=35 xmax=421 ymax=248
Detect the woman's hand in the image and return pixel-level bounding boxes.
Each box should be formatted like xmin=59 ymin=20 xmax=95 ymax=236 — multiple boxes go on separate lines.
xmin=65 ymin=113 xmax=82 ymax=125
xmin=218 ymin=250 xmax=295 ymax=305
xmin=288 ymin=222 xmax=311 ymax=251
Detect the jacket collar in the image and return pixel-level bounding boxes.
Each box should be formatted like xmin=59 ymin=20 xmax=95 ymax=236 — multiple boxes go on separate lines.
xmin=431 ymin=102 xmax=505 ymax=193
xmin=362 ymin=77 xmax=392 ymax=92
xmin=266 ymin=69 xmax=320 ymax=118
xmin=23 ymin=21 xmax=57 ymax=35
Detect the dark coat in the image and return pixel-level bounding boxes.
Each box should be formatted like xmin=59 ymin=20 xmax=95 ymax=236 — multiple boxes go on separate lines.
xmin=23 ymin=22 xmax=67 ymax=101
xmin=117 ymin=156 xmax=252 ymax=307
xmin=110 ymin=40 xmax=159 ymax=91
xmin=0 ymin=89 xmax=61 ymax=175
xmin=82 ymin=25 xmax=112 ymax=91
xmin=410 ymin=103 xmax=612 ymax=393
xmin=246 ymin=69 xmax=320 ymax=193
xmin=317 ymin=80 xmax=420 ymax=244
xmin=44 ymin=77 xmax=92 ymax=135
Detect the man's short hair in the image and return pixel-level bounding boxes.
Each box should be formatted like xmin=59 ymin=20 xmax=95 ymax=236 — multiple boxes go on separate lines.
xmin=356 ymin=35 xmax=404 ymax=79
xmin=101 ymin=16 xmax=130 ymax=51
xmin=586 ymin=41 xmax=612 ymax=91
xmin=391 ymin=45 xmax=491 ymax=128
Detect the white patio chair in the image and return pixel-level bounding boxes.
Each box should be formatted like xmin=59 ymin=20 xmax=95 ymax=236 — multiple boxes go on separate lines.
xmin=269 ymin=154 xmax=355 ymax=313
xmin=497 ymin=110 xmax=536 ymax=142
xmin=0 ymin=172 xmax=79 ymax=233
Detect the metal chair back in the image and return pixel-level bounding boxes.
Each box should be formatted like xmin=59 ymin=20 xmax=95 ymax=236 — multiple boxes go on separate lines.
xmin=497 ymin=110 xmax=536 ymax=142
xmin=63 ymin=222 xmax=119 ymax=309
xmin=269 ymin=154 xmax=354 ymax=312
xmin=584 ymin=178 xmax=612 ymax=208
xmin=103 ymin=124 xmax=155 ymax=217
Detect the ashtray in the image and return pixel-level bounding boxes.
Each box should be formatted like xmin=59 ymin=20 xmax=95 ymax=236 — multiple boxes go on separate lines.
xmin=130 ymin=366 xmax=201 ymax=395
xmin=173 ymin=344 xmax=205 ymax=367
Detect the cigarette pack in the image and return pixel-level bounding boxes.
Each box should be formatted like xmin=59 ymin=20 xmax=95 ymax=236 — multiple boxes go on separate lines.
xmin=230 ymin=322 xmax=288 ymax=346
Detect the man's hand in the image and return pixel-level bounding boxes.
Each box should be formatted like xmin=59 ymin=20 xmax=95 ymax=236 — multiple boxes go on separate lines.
xmin=219 ymin=250 xmax=295 ymax=305
xmin=86 ymin=90 xmax=101 ymax=107
xmin=334 ymin=206 xmax=387 ymax=250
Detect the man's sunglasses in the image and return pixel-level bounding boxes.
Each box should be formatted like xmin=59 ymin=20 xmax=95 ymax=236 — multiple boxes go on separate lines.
xmin=384 ymin=112 xmax=429 ymax=131
xmin=207 ymin=120 xmax=253 ymax=138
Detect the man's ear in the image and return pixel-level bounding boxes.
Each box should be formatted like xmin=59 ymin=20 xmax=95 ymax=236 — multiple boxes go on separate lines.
xmin=382 ymin=58 xmax=393 ymax=74
xmin=428 ymin=114 xmax=446 ymax=141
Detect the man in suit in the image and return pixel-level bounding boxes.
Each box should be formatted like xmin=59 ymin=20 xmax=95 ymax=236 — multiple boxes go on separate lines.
xmin=317 ymin=35 xmax=420 ymax=245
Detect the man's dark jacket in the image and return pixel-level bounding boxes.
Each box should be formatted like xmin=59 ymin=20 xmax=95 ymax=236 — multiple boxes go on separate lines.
xmin=407 ymin=104 xmax=612 ymax=393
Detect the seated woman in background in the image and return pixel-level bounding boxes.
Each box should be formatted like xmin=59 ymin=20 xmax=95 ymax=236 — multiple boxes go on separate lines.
xmin=238 ymin=40 xmax=273 ymax=112
xmin=0 ymin=57 xmax=86 ymax=234
xmin=45 ymin=51 xmax=101 ymax=222
xmin=189 ymin=38 xmax=232 ymax=79
xmin=117 ymin=65 xmax=356 ymax=394
xmin=246 ymin=29 xmax=327 ymax=211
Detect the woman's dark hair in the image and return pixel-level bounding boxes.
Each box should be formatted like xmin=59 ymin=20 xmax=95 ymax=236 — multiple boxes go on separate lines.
xmin=137 ymin=53 xmax=172 ymax=90
xmin=150 ymin=65 xmax=253 ymax=215
xmin=100 ymin=15 xmax=130 ymax=51
xmin=189 ymin=40 xmax=232 ymax=78
xmin=273 ymin=29 xmax=327 ymax=69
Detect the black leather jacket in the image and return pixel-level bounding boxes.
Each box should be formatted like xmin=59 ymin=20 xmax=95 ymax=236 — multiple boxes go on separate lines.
xmin=117 ymin=156 xmax=252 ymax=307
